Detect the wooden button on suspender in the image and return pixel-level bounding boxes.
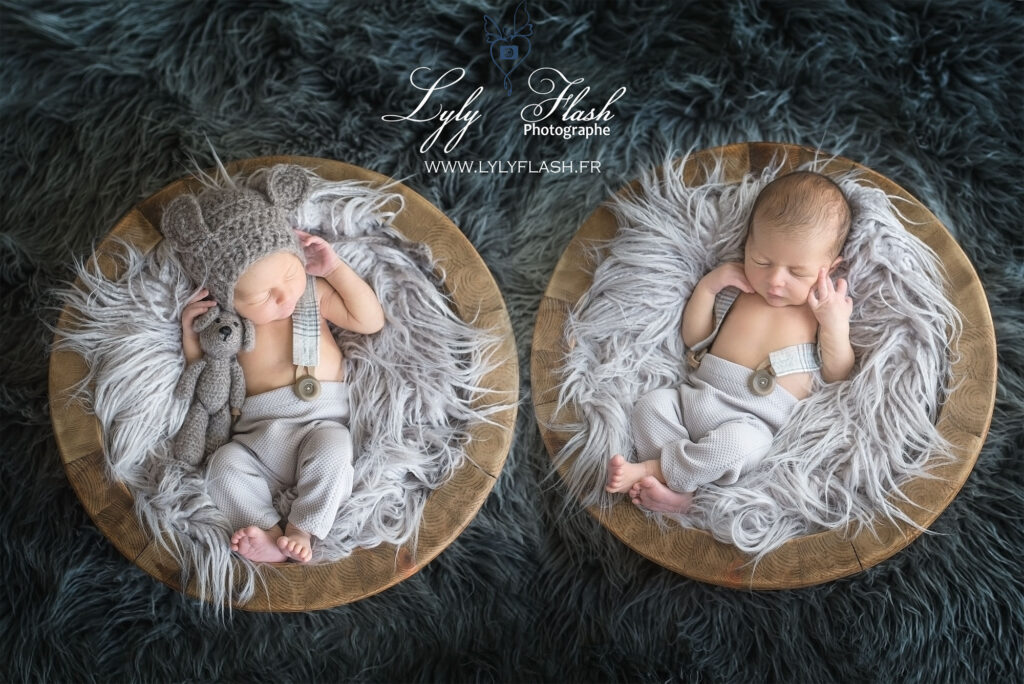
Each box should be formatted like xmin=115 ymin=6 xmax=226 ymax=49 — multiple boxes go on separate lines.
xmin=748 ymin=360 xmax=776 ymax=396
xmin=293 ymin=365 xmax=321 ymax=401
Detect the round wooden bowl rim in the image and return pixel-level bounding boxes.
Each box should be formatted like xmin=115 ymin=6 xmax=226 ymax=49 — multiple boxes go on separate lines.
xmin=531 ymin=141 xmax=997 ymax=589
xmin=49 ymin=155 xmax=519 ymax=611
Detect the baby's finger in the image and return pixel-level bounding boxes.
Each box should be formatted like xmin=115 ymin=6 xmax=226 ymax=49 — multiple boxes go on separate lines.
xmin=806 ymin=286 xmax=819 ymax=308
xmin=734 ymin=275 xmax=755 ymax=293
xmin=814 ymin=269 xmax=829 ymax=301
xmin=187 ymin=288 xmax=210 ymax=303
xmin=836 ymin=278 xmax=849 ymax=298
xmin=184 ymin=299 xmax=215 ymax=313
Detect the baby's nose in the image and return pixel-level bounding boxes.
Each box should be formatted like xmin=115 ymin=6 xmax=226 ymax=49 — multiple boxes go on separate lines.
xmin=219 ymin=326 xmax=232 ymax=341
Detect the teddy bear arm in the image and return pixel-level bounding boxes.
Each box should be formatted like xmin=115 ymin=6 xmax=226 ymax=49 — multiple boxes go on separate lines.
xmin=229 ymin=360 xmax=246 ymax=410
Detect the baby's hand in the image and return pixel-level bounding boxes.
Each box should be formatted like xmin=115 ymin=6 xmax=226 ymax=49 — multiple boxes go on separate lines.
xmin=182 ymin=288 xmax=217 ymax=363
xmin=700 ymin=262 xmax=754 ymax=295
xmin=807 ymin=267 xmax=853 ymax=329
xmin=295 ymin=229 xmax=343 ymax=278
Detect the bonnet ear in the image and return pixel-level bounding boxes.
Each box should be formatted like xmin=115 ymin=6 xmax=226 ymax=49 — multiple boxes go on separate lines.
xmin=241 ymin=317 xmax=256 ymax=352
xmin=192 ymin=304 xmax=222 ymax=333
xmin=161 ymin=194 xmax=207 ymax=253
xmin=265 ymin=164 xmax=310 ymax=211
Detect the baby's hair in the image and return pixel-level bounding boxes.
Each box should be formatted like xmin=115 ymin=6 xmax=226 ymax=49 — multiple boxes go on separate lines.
xmin=747 ymin=170 xmax=852 ymax=257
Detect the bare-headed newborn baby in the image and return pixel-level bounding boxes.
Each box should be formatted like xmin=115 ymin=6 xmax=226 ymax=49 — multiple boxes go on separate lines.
xmin=606 ymin=170 xmax=854 ymax=513
xmin=164 ymin=164 xmax=384 ymax=563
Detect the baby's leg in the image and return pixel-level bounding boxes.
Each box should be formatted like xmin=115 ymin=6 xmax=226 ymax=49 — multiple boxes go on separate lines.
xmin=631 ymin=387 xmax=690 ymax=461
xmin=207 ymin=442 xmax=284 ymax=561
xmin=658 ymin=418 xmax=774 ymax=497
xmin=607 ymin=387 xmax=690 ymax=493
xmin=280 ymin=422 xmax=355 ymax=562
xmin=630 ymin=420 xmax=773 ymax=514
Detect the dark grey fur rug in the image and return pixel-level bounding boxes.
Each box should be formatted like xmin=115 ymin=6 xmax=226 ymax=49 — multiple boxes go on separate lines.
xmin=2 ymin=1 xmax=1021 ymax=682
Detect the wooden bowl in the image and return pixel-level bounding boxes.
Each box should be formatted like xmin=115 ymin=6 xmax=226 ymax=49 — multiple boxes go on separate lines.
xmin=49 ymin=156 xmax=518 ymax=611
xmin=532 ymin=142 xmax=997 ymax=589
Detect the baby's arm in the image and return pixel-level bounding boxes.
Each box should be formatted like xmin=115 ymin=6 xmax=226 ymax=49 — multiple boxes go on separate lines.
xmin=295 ymin=230 xmax=385 ymax=334
xmin=807 ymin=267 xmax=855 ymax=382
xmin=681 ymin=263 xmax=754 ymax=347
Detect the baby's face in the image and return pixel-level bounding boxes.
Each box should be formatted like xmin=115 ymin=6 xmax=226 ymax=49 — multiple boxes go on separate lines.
xmin=743 ymin=222 xmax=840 ymax=307
xmin=233 ymin=252 xmax=307 ymax=324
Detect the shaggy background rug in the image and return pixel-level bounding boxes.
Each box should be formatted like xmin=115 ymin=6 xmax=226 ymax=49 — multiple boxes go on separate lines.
xmin=2 ymin=1 xmax=1021 ymax=682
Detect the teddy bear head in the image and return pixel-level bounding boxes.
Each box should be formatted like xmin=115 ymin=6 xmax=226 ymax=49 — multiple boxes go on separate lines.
xmin=193 ymin=305 xmax=255 ymax=359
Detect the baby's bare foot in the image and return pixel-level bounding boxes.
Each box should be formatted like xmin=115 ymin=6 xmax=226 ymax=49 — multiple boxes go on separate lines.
xmin=277 ymin=523 xmax=313 ymax=563
xmin=231 ymin=526 xmax=287 ymax=562
xmin=629 ymin=476 xmax=694 ymax=514
xmin=605 ymin=454 xmax=652 ymax=494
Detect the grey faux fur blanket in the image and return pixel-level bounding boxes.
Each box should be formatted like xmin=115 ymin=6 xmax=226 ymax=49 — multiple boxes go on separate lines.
xmin=54 ymin=168 xmax=505 ymax=607
xmin=553 ymin=154 xmax=960 ymax=558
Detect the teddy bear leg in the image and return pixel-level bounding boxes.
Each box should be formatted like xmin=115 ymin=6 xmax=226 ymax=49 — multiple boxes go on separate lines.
xmin=174 ymin=403 xmax=210 ymax=468
xmin=204 ymin=406 xmax=233 ymax=458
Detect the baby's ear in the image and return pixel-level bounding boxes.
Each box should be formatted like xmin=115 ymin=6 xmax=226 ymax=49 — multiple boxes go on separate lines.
xmin=193 ymin=305 xmax=221 ymax=334
xmin=161 ymin=194 xmax=207 ymax=253
xmin=265 ymin=164 xmax=310 ymax=211
xmin=241 ymin=317 xmax=256 ymax=352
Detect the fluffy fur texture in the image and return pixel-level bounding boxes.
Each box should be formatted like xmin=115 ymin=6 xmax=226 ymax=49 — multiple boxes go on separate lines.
xmin=53 ymin=168 xmax=506 ymax=607
xmin=3 ymin=1 xmax=1022 ymax=682
xmin=553 ymin=154 xmax=961 ymax=557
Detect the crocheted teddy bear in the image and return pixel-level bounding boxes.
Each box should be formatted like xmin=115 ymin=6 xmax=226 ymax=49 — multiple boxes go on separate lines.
xmin=172 ymin=305 xmax=253 ymax=467
xmin=162 ymin=164 xmax=310 ymax=467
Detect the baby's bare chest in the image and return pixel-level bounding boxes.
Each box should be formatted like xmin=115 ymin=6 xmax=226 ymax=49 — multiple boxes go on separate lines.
xmin=710 ymin=294 xmax=818 ymax=370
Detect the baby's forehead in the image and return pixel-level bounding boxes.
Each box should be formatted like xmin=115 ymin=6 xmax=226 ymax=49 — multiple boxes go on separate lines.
xmin=745 ymin=221 xmax=839 ymax=263
xmin=747 ymin=218 xmax=836 ymax=244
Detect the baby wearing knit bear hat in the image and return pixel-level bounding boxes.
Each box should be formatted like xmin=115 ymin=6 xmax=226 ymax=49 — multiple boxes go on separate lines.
xmin=164 ymin=164 xmax=385 ymax=563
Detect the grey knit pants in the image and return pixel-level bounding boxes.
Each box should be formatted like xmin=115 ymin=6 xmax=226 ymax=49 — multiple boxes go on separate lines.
xmin=206 ymin=381 xmax=353 ymax=539
xmin=631 ymin=353 xmax=798 ymax=493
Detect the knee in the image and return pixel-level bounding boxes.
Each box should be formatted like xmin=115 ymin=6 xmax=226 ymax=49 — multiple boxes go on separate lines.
xmin=731 ymin=420 xmax=775 ymax=458
xmin=632 ymin=388 xmax=678 ymax=420
xmin=205 ymin=443 xmax=248 ymax=492
xmin=299 ymin=424 xmax=353 ymax=467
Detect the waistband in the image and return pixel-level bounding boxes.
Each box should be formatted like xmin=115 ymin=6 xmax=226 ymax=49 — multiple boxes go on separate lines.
xmin=694 ymin=353 xmax=800 ymax=406
xmin=241 ymin=381 xmax=349 ymax=418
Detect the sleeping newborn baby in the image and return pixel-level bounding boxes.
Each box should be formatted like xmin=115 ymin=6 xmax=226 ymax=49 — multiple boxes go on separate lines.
xmin=605 ymin=171 xmax=854 ymax=513
xmin=164 ymin=164 xmax=384 ymax=563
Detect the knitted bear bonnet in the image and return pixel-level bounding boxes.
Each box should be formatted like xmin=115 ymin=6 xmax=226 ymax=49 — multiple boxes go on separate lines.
xmin=161 ymin=164 xmax=311 ymax=313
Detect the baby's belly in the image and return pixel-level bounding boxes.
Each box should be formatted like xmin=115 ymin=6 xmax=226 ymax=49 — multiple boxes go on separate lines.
xmin=239 ymin=328 xmax=346 ymax=396
xmin=709 ymin=341 xmax=814 ymax=401
xmin=708 ymin=294 xmax=817 ymax=401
